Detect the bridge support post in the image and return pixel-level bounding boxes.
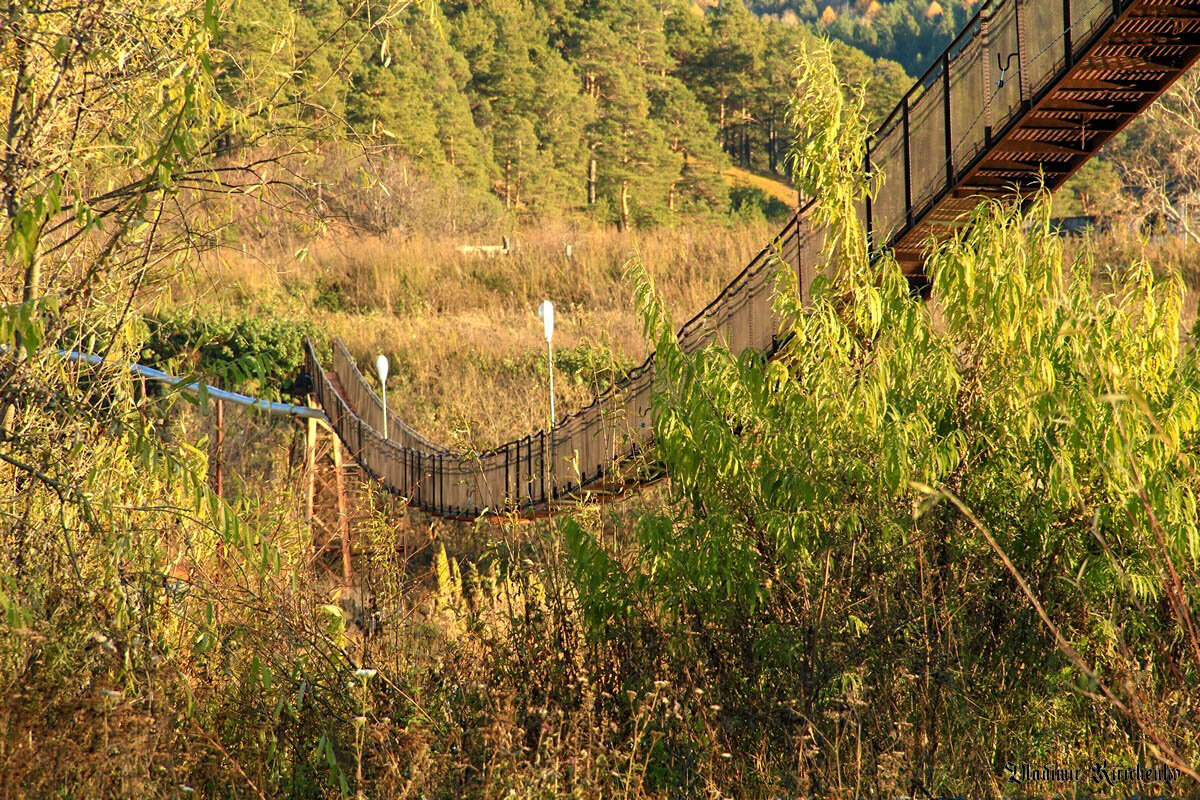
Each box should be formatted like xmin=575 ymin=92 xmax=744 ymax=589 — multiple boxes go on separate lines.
xmin=864 ymin=147 xmax=873 ymax=252
xmin=303 ymin=407 xmax=353 ymax=586
xmin=305 ymin=410 xmax=317 ymax=521
xmin=1064 ymin=0 xmax=1073 ymax=64
xmin=1017 ymin=0 xmax=1032 ymax=108
xmin=982 ymin=15 xmax=992 ymax=147
xmin=209 ymin=393 xmax=224 ymax=499
xmin=333 ymin=434 xmax=351 ymax=585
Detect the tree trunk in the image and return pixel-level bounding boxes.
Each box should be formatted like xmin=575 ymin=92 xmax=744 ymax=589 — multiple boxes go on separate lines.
xmin=587 ymin=156 xmax=596 ymax=205
xmin=768 ymin=117 xmax=777 ymax=174
xmin=619 ymin=180 xmax=630 ymax=232
xmin=515 ymin=138 xmax=523 ymax=208
xmin=719 ymin=99 xmax=727 ymax=155
xmin=504 ymin=159 xmax=511 ymax=208
xmin=5 ymin=11 xmax=34 ymax=304
xmin=1 ymin=9 xmax=34 ymax=437
xmin=742 ymin=104 xmax=751 ymax=168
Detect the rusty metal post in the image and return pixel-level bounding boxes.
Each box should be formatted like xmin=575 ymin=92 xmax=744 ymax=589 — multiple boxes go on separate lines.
xmin=332 ymin=434 xmax=351 ymax=585
xmin=983 ymin=14 xmax=992 ymax=146
xmin=210 ymin=392 xmax=224 ymax=498
xmin=1016 ymin=0 xmax=1031 ymax=107
xmin=304 ymin=406 xmax=317 ymax=522
xmin=1064 ymin=0 xmax=1073 ymax=64
xmin=864 ymin=148 xmax=873 ymax=253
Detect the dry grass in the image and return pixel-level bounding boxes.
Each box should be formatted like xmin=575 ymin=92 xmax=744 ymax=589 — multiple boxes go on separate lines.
xmin=170 ymin=220 xmax=776 ymax=448
xmin=722 ymin=165 xmax=800 ymax=207
xmin=166 ymin=220 xmax=1200 ymax=450
xmin=1066 ymin=229 xmax=1200 ymax=334
xmin=19 ymin=201 xmax=1199 ymax=798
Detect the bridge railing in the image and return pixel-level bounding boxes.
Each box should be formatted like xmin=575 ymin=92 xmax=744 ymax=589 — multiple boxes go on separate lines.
xmin=310 ymin=0 xmax=1192 ymax=518
xmin=328 ymin=338 xmax=449 ymax=454
xmin=312 ymin=0 xmax=1134 ymax=517
xmin=322 ymin=0 xmax=1138 ymax=513
xmin=317 ymin=0 xmax=1137 ymax=515
xmin=867 ymin=0 xmax=1127 ymax=251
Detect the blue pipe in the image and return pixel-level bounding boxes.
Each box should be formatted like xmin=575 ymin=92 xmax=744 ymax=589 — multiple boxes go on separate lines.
xmin=54 ymin=348 xmax=329 ymax=422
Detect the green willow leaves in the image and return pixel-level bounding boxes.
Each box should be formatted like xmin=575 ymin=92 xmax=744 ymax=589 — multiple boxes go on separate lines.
xmin=566 ymin=41 xmax=1200 ymax=790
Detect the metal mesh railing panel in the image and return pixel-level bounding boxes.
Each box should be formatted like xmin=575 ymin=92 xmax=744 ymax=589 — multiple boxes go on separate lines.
xmin=1072 ymin=0 xmax=1112 ymax=51
xmin=949 ymin=31 xmax=986 ymax=176
xmin=872 ymin=120 xmax=908 ymax=244
xmin=909 ymin=77 xmax=948 ymax=215
xmin=1027 ymin=0 xmax=1069 ymax=95
xmin=990 ymin=0 xmax=1025 ymax=133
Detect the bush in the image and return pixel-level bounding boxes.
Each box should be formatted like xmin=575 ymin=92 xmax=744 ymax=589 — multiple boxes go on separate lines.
xmin=141 ymin=312 xmax=316 ymax=399
xmin=553 ymin=341 xmax=632 ymax=392
xmin=319 ymin=147 xmax=507 ymax=237
xmin=728 ymin=185 xmax=792 ymax=224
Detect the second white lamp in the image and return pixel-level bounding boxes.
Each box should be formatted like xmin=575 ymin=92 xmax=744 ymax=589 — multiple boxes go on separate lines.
xmin=375 ymin=354 xmax=389 ymax=441
xmin=537 ymin=300 xmax=555 ymax=426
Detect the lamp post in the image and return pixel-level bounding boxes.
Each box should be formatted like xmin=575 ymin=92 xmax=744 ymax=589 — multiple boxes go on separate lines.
xmin=537 ymin=300 xmax=555 ymax=426
xmin=375 ymin=354 xmax=389 ymax=440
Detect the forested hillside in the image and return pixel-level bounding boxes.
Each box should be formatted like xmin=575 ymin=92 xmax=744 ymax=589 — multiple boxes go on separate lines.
xmin=748 ymin=0 xmax=983 ymax=74
xmin=222 ymin=0 xmax=913 ymax=227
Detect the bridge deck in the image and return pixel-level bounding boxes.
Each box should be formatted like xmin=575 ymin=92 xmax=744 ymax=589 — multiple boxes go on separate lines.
xmin=878 ymin=0 xmax=1200 ymax=271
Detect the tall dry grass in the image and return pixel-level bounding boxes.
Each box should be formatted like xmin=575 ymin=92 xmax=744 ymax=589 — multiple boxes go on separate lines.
xmin=171 ymin=220 xmax=777 ymax=448
xmin=1066 ymin=228 xmax=1200 ymax=334
xmin=167 ymin=212 xmax=1200 ymax=452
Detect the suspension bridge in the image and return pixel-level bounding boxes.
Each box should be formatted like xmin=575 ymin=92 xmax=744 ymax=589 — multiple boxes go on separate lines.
xmin=134 ymin=0 xmax=1200 ymax=523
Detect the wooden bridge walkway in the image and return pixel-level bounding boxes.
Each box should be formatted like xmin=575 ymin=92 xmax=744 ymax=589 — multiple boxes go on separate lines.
xmin=308 ymin=0 xmax=1200 ymax=519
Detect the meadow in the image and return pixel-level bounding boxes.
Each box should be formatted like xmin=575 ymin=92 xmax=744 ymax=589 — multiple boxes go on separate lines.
xmin=168 ymin=218 xmax=778 ymax=448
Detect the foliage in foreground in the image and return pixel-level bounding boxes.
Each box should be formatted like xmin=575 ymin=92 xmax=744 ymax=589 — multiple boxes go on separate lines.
xmin=140 ymin=312 xmax=316 ymax=399
xmin=567 ymin=40 xmax=1200 ymax=796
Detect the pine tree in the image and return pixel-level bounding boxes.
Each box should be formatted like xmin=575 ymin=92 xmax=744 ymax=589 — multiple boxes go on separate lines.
xmin=567 ymin=1 xmax=684 ymax=225
xmin=217 ymin=0 xmax=920 ymax=223
xmin=649 ymin=74 xmax=729 ymax=212
xmin=410 ymin=7 xmax=495 ymax=187
xmin=700 ymin=1 xmax=766 ymax=167
xmin=448 ymin=0 xmax=589 ymax=211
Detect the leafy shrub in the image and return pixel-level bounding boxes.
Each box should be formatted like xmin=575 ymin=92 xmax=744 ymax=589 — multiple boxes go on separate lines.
xmin=553 ymin=341 xmax=631 ymax=392
xmin=319 ymin=147 xmax=507 ymax=236
xmin=565 ymin=41 xmax=1200 ymax=795
xmin=141 ymin=312 xmax=316 ymax=399
xmin=729 ymin=185 xmax=792 ymax=224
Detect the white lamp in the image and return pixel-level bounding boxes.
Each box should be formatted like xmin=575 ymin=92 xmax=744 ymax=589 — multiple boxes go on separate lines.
xmin=537 ymin=301 xmax=555 ymax=426
xmin=375 ymin=354 xmax=389 ymax=440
